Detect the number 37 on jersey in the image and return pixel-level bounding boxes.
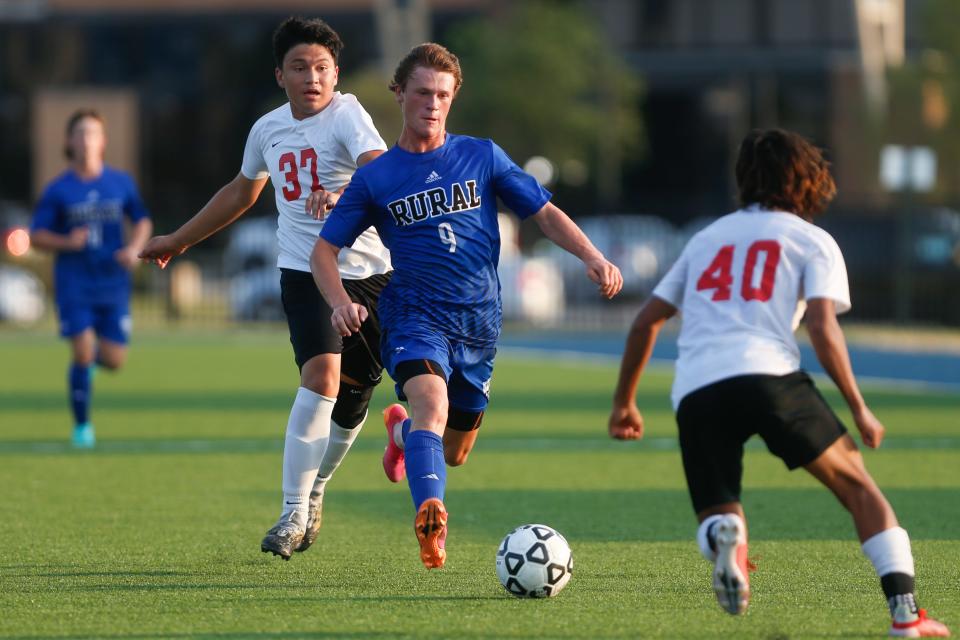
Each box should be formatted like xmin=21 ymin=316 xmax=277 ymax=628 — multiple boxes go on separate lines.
xmin=696 ymin=240 xmax=781 ymax=302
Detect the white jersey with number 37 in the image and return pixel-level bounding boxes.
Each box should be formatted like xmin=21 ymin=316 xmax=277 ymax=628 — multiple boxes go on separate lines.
xmin=653 ymin=206 xmax=851 ymax=409
xmin=241 ymin=92 xmax=390 ymax=277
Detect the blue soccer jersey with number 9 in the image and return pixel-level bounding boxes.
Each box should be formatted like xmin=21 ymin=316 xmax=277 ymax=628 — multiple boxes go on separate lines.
xmin=320 ymin=134 xmax=550 ymax=347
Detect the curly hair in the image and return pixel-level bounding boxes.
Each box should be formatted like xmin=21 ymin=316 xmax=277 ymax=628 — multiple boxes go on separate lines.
xmin=389 ymin=43 xmax=462 ymax=94
xmin=735 ymin=129 xmax=837 ymax=219
xmin=273 ymin=16 xmax=343 ymax=68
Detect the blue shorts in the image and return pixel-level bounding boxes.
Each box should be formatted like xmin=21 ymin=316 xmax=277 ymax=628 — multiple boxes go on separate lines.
xmin=382 ymin=325 xmax=496 ymax=413
xmin=57 ymin=299 xmax=131 ymax=344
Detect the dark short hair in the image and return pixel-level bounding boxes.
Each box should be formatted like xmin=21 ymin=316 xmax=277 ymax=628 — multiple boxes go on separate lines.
xmin=389 ymin=43 xmax=462 ymax=93
xmin=64 ymin=108 xmax=104 ymax=160
xmin=735 ymin=129 xmax=837 ymax=219
xmin=273 ymin=16 xmax=343 ymax=68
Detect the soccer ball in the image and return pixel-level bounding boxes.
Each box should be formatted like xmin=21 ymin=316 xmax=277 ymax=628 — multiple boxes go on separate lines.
xmin=495 ymin=524 xmax=573 ymax=598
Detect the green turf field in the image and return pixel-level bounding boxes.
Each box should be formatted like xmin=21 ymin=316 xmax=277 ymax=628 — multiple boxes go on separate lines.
xmin=1 ymin=331 xmax=957 ymax=639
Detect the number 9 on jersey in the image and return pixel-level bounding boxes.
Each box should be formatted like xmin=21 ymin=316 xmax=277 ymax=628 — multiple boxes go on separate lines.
xmin=438 ymin=222 xmax=457 ymax=253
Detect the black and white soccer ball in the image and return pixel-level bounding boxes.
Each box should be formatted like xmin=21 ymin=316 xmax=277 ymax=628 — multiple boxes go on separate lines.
xmin=495 ymin=524 xmax=573 ymax=598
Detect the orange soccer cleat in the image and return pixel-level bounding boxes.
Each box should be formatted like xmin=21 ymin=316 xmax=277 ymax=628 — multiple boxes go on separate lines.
xmin=414 ymin=497 xmax=448 ymax=569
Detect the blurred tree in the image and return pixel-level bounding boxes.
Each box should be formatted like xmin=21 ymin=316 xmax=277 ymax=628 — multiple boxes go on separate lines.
xmin=883 ymin=0 xmax=960 ymax=198
xmin=448 ymin=1 xmax=643 ymax=210
xmin=343 ymin=1 xmax=644 ymax=212
xmin=338 ymin=67 xmax=404 ymax=149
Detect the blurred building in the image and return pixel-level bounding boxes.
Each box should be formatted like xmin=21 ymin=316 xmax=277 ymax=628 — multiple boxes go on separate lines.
xmin=1 ymin=0 xmax=957 ymax=325
xmin=0 ymin=0 xmax=932 ymax=219
xmin=593 ymin=0 xmax=918 ymax=217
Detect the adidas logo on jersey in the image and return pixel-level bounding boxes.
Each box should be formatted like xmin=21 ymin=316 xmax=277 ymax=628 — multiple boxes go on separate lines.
xmin=424 ymin=171 xmax=442 ymax=183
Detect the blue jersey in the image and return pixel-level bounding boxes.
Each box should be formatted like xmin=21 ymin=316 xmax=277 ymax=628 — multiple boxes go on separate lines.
xmin=321 ymin=134 xmax=550 ymax=346
xmin=30 ymin=167 xmax=150 ymax=305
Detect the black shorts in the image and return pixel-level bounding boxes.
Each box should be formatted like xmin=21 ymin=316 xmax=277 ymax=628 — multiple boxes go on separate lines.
xmin=676 ymin=371 xmax=846 ymax=514
xmin=279 ymin=268 xmax=391 ymax=386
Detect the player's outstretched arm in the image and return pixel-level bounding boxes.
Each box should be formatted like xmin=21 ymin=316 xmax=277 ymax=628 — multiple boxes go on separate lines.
xmin=805 ymin=298 xmax=884 ymax=449
xmin=139 ymin=172 xmax=267 ymax=268
xmin=115 ymin=217 xmax=153 ymax=269
xmin=30 ymin=227 xmax=89 ymax=253
xmin=310 ymin=237 xmax=367 ymax=337
xmin=609 ymin=296 xmax=676 ymax=441
xmin=530 ymin=202 xmax=623 ymax=299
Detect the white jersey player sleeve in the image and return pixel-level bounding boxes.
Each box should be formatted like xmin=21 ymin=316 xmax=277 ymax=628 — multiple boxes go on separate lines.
xmin=802 ymin=232 xmax=851 ymax=313
xmin=240 ymin=120 xmax=270 ymax=181
xmin=652 ymin=248 xmax=689 ymax=308
xmin=333 ymin=95 xmax=387 ymax=165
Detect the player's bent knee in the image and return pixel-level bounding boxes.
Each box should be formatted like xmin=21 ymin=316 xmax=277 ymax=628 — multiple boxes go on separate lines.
xmin=300 ymin=358 xmax=340 ymax=396
xmin=444 ymin=448 xmax=469 ymax=467
xmin=443 ymin=408 xmax=482 ymax=466
xmin=98 ymin=353 xmax=126 ymax=370
xmin=331 ymin=382 xmax=374 ymax=429
xmin=96 ymin=348 xmax=127 ymax=370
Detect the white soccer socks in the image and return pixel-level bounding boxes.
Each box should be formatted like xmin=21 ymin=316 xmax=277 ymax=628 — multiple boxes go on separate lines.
xmin=311 ymin=413 xmax=366 ymax=497
xmin=281 ymin=387 xmax=335 ymax=519
xmin=861 ymin=527 xmax=923 ymax=625
xmin=862 ymin=526 xmax=916 ymax=578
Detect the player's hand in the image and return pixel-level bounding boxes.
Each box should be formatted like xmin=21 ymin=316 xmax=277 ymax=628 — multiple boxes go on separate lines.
xmin=608 ymin=404 xmax=644 ymax=440
xmin=114 ymin=246 xmax=140 ymax=270
xmin=584 ymin=256 xmax=623 ymax=299
xmin=331 ymin=302 xmax=368 ymax=337
xmin=66 ymin=227 xmax=90 ymax=251
xmin=853 ymin=405 xmax=885 ymax=449
xmin=305 ymin=188 xmax=340 ymax=220
xmin=138 ymin=234 xmax=187 ymax=269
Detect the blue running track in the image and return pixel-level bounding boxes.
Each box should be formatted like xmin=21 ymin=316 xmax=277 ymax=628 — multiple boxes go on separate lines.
xmin=499 ymin=331 xmax=960 ymax=391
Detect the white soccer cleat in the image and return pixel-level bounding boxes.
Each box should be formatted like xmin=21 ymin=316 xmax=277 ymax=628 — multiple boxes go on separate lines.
xmin=712 ymin=514 xmax=750 ymax=615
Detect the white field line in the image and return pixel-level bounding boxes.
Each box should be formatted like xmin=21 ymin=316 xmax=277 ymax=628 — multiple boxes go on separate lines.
xmin=497 ymin=346 xmax=960 ymax=394
xmin=2 ymin=435 xmax=958 ymax=455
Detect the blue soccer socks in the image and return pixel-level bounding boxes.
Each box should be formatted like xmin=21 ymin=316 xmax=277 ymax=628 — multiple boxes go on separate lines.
xmin=404 ymin=429 xmax=446 ymax=510
xmin=399 ymin=418 xmax=412 ymax=446
xmin=69 ymin=363 xmax=91 ymax=427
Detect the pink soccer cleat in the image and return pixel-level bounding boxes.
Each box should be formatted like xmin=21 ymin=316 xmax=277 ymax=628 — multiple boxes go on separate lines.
xmin=890 ymin=609 xmax=951 ymax=637
xmin=382 ymin=403 xmax=407 ymax=483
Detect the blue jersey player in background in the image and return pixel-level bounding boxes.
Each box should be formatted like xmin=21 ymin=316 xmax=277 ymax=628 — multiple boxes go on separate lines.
xmin=312 ymin=43 xmax=623 ymax=569
xmin=30 ymin=109 xmax=153 ymax=448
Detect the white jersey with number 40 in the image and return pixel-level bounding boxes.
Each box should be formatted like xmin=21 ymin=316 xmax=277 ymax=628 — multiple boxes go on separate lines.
xmin=653 ymin=206 xmax=851 ymax=409
xmin=241 ymin=92 xmax=390 ymax=278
